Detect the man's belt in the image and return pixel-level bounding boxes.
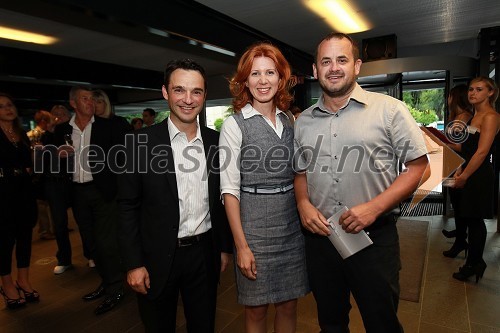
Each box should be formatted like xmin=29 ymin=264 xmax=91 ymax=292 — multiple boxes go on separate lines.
xmin=177 ymin=231 xmax=210 ymax=248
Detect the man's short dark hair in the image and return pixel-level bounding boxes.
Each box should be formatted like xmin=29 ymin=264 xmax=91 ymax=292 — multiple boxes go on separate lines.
xmin=164 ymin=59 xmax=207 ymax=90
xmin=143 ymin=108 xmax=156 ymax=117
xmin=314 ymin=32 xmax=360 ymax=62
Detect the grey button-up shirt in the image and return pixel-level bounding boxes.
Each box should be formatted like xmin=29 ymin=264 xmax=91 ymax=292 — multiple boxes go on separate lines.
xmin=294 ymin=83 xmax=427 ymax=218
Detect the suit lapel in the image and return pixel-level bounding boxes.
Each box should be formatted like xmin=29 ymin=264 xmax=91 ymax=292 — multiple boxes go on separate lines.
xmin=156 ymin=120 xmax=179 ymax=201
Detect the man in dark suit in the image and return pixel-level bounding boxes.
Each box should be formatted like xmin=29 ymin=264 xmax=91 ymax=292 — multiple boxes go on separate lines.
xmin=53 ymin=86 xmax=126 ymax=315
xmin=117 ymin=59 xmax=232 ymax=333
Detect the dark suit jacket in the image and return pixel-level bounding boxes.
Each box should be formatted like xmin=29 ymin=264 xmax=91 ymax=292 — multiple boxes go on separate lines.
xmin=52 ymin=116 xmax=125 ymax=201
xmin=117 ymin=119 xmax=232 ymax=300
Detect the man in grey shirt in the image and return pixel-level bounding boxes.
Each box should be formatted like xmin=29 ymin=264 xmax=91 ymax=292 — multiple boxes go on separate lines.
xmin=294 ymin=32 xmax=429 ymax=332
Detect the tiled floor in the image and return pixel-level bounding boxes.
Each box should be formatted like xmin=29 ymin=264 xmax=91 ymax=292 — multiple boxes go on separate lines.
xmin=1 ymin=213 xmax=498 ymax=332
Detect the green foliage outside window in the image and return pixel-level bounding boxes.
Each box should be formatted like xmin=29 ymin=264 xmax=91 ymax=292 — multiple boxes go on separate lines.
xmin=213 ymin=106 xmax=235 ymax=132
xmin=403 ymin=88 xmax=445 ymax=122
xmin=214 ymin=118 xmax=224 ymax=132
xmin=407 ymin=106 xmax=438 ymax=126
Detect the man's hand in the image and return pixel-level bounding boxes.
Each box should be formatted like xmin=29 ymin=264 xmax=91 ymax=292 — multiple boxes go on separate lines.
xmin=297 ymin=200 xmax=330 ymax=236
xmin=220 ymin=252 xmax=230 ymax=272
xmin=127 ymin=267 xmax=150 ymax=295
xmin=339 ymin=203 xmax=379 ymax=234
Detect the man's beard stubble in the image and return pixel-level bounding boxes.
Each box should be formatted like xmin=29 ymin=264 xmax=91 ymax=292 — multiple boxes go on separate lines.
xmin=319 ymin=72 xmax=356 ymax=98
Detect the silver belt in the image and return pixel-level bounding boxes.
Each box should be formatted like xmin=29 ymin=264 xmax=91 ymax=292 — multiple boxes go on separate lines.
xmin=240 ymin=183 xmax=294 ymax=194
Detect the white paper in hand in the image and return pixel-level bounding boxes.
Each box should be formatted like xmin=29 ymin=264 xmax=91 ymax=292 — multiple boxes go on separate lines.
xmin=327 ymin=206 xmax=373 ymax=259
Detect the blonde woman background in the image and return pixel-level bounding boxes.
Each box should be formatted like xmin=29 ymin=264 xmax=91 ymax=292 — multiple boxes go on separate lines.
xmin=451 ymin=77 xmax=499 ymax=282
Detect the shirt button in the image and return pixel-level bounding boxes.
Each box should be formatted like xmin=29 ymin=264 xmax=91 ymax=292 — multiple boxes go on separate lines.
xmin=334 ymin=133 xmax=337 ymax=137
xmin=335 ymin=114 xmax=339 ymax=117
xmin=334 ymin=156 xmax=338 ymax=159
xmin=338 ymin=202 xmax=343 ymax=205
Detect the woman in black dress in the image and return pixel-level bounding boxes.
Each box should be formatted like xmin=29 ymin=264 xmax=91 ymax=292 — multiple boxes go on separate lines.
xmin=442 ymin=84 xmax=473 ymax=257
xmin=452 ymin=77 xmax=499 ymax=282
xmin=0 ymin=93 xmax=39 ymax=309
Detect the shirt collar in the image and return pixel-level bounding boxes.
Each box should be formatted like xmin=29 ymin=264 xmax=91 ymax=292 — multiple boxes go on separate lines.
xmin=312 ymin=82 xmax=368 ymax=117
xmin=69 ymin=114 xmax=95 ymax=129
xmin=241 ymin=103 xmax=284 ymax=119
xmin=167 ymin=116 xmax=202 ymax=143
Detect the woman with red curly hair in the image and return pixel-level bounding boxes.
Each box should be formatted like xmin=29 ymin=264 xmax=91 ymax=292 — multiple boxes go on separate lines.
xmin=220 ymin=42 xmax=309 ymax=333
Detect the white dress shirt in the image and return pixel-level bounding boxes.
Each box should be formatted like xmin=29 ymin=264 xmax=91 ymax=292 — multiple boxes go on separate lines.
xmin=168 ymin=117 xmax=212 ymax=238
xmin=69 ymin=115 xmax=94 ymax=183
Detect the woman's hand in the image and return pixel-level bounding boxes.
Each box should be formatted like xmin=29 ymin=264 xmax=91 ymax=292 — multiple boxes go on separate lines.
xmin=236 ymin=247 xmax=257 ymax=280
xmin=453 ymin=173 xmax=467 ymax=188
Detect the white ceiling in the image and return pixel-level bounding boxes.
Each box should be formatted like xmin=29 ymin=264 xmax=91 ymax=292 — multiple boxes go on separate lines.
xmin=0 ymin=8 xmax=234 ymax=75
xmin=0 ymin=0 xmax=499 ymax=111
xmin=2 ymin=0 xmax=499 ymax=73
xmin=196 ymin=0 xmax=500 ymax=58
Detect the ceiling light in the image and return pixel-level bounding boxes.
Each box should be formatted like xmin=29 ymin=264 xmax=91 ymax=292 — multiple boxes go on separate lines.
xmin=0 ymin=25 xmax=58 ymax=45
xmin=303 ymin=0 xmax=371 ymax=33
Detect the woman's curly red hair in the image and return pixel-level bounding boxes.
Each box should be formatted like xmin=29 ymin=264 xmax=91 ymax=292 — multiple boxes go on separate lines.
xmin=229 ymin=42 xmax=296 ymax=112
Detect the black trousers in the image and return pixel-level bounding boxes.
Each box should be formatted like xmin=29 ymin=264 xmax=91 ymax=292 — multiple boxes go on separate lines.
xmin=0 ymin=221 xmax=34 ymax=275
xmin=0 ymin=176 xmax=37 ymax=275
xmin=464 ymin=217 xmax=487 ymax=266
xmin=45 ymin=178 xmax=72 ymax=266
xmin=137 ymin=232 xmax=218 ymax=333
xmin=305 ymin=216 xmax=403 ymax=333
xmin=72 ymin=183 xmax=124 ymax=294
xmin=449 ymin=188 xmax=468 ymax=243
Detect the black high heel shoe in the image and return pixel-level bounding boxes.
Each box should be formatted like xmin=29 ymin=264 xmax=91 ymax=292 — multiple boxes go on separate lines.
xmin=452 ymin=261 xmax=487 ymax=283
xmin=443 ymin=241 xmax=468 ymax=258
xmin=442 ymin=229 xmax=457 ymax=238
xmin=16 ymin=282 xmax=40 ymax=302
xmin=0 ymin=287 xmax=26 ymax=309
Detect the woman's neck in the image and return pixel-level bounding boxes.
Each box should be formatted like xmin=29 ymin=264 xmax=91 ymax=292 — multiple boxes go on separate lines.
xmin=0 ymin=120 xmax=19 ymax=143
xmin=0 ymin=119 xmax=14 ymax=131
xmin=252 ymin=101 xmax=275 ymax=117
xmin=474 ymin=101 xmax=493 ymax=114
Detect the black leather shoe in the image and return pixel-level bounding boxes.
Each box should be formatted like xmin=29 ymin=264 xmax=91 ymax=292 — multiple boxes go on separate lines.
xmin=94 ymin=291 xmax=124 ymax=315
xmin=82 ymin=284 xmax=105 ymax=301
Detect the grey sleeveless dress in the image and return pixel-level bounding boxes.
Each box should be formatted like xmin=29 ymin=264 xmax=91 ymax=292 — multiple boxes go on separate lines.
xmin=233 ymin=111 xmax=309 ymax=306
